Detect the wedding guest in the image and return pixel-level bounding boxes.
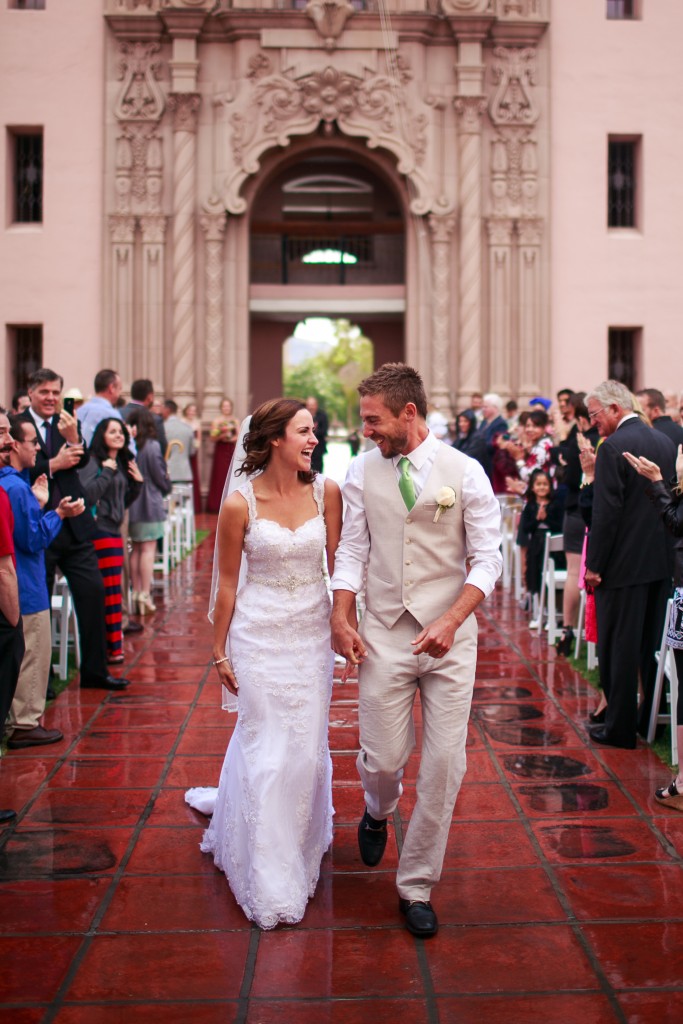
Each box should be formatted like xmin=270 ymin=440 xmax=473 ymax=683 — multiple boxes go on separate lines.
xmin=452 ymin=409 xmax=487 ymax=469
xmin=182 ymin=402 xmax=203 ymax=514
xmin=11 ymin=390 xmax=30 ymax=415
xmin=162 ymin=400 xmax=195 ymax=484
xmin=79 ymin=419 xmax=143 ymax=663
xmin=0 ymin=418 xmax=84 ymax=747
xmin=518 ymin=469 xmax=565 ymax=599
xmin=19 ymin=370 xmax=129 ymax=691
xmin=0 ymin=427 xmax=24 ymax=822
xmin=585 ymin=380 xmax=675 ymax=749
xmin=625 ymin=442 xmax=683 ymax=809
xmin=77 ymin=369 xmax=124 ymax=446
xmin=127 ymin=407 xmax=171 ymax=615
xmin=206 ymin=398 xmax=240 ymax=513
xmin=636 ymin=388 xmax=683 ymax=449
xmin=306 ymin=396 xmax=329 ymax=474
xmin=120 ymin=379 xmax=167 ymax=458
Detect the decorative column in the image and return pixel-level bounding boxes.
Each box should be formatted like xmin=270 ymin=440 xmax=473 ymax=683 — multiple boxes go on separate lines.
xmin=517 ymin=218 xmax=544 ymax=402
xmin=454 ymin=28 xmax=487 ymax=408
xmin=168 ymin=92 xmax=201 ymax=407
xmin=200 ymin=199 xmax=227 ymax=420
xmin=486 ymin=218 xmax=514 ymax=399
xmin=108 ymin=215 xmax=136 ymax=388
xmin=139 ymin=214 xmax=167 ymax=385
xmin=428 ymin=214 xmax=456 ymax=413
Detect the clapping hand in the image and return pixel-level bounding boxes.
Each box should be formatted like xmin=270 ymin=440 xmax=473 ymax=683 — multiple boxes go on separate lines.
xmin=623 ymin=451 xmax=663 ymax=482
xmin=56 ymin=496 xmax=86 ymax=519
xmin=31 ymin=473 xmax=49 ymax=508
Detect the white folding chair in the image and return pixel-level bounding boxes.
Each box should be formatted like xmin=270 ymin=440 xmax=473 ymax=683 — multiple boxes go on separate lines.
xmin=536 ymin=533 xmax=568 ymax=644
xmin=51 ymin=575 xmax=81 ymax=680
xmin=648 ymin=598 xmax=679 ymax=764
xmin=153 ymin=498 xmax=173 ymax=578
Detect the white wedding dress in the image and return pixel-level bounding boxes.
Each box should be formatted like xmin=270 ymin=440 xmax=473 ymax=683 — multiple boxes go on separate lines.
xmin=185 ymin=476 xmax=334 ymax=929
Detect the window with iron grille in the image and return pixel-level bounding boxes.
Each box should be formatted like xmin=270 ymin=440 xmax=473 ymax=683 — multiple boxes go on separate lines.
xmin=608 ymin=328 xmax=639 ymax=390
xmin=10 ymin=1 xmax=47 ymax=9
xmin=10 ymin=130 xmax=43 ymax=223
xmin=9 ymin=325 xmax=43 ymax=391
xmin=607 ymin=139 xmax=638 ymax=228
xmin=606 ymin=0 xmax=635 ymax=18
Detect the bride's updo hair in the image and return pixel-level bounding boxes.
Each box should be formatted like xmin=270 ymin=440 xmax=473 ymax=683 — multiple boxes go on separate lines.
xmin=238 ymin=398 xmax=316 ymax=483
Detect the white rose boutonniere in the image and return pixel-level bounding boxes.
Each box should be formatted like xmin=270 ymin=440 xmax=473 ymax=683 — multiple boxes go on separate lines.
xmin=433 ymin=486 xmax=456 ymax=523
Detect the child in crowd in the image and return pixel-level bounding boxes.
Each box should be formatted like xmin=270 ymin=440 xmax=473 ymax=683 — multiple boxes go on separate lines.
xmin=518 ymin=469 xmax=565 ymax=599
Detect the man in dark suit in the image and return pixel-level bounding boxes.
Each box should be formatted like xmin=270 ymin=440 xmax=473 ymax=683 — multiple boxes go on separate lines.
xmin=120 ymin=379 xmax=167 ymax=456
xmin=636 ymin=388 xmax=683 ymax=449
xmin=21 ymin=369 xmax=130 ymax=691
xmin=585 ymin=380 xmax=675 ymax=748
xmin=306 ymin=396 xmax=329 ymax=474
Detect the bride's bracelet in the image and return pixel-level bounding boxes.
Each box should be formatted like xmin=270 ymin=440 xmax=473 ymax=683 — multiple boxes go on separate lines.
xmin=213 ymin=656 xmax=231 ymax=667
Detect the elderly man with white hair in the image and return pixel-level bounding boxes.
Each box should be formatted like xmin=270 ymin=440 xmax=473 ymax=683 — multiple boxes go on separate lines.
xmin=584 ymin=380 xmax=675 ymax=749
xmin=477 ymin=393 xmax=507 ymax=482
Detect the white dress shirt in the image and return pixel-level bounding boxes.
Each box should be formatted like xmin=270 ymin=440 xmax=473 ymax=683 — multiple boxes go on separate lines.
xmin=331 ymin=431 xmax=502 ymax=598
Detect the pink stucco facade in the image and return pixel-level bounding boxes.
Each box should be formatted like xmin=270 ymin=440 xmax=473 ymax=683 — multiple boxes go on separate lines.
xmin=1 ymin=1 xmax=681 ymax=413
xmin=0 ymin=1 xmax=105 ymax=400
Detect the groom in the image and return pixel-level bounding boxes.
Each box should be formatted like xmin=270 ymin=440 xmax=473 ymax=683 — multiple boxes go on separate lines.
xmin=331 ymin=363 xmax=502 ymax=938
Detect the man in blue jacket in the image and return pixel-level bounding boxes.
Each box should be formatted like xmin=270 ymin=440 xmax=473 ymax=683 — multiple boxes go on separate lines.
xmin=0 ymin=417 xmax=85 ymax=748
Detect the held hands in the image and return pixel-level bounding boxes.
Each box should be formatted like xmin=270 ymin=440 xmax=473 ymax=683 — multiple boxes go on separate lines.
xmin=331 ymin=615 xmax=367 ymax=683
xmin=213 ymin=654 xmax=239 ymax=696
xmin=56 ymin=496 xmax=86 ymax=519
xmin=623 ymin=451 xmax=662 ymax=482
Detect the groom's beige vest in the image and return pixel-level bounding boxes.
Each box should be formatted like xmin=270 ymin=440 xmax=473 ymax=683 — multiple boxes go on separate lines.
xmin=363 ymin=443 xmax=471 ymax=630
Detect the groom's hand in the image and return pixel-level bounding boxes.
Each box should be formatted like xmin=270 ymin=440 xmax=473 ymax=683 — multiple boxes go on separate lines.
xmin=412 ymin=613 xmax=457 ymax=659
xmin=331 ymin=615 xmax=367 ymax=680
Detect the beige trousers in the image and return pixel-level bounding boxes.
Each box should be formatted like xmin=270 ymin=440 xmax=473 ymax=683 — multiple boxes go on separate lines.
xmin=357 ymin=608 xmax=478 ymax=902
xmin=9 ymin=610 xmax=51 ymax=732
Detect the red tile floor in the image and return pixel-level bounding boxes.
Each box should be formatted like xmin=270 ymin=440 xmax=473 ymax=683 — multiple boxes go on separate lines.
xmin=1 ymin=521 xmax=682 ymax=1023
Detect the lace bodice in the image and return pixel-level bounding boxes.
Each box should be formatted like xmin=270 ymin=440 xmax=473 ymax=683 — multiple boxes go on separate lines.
xmin=240 ymin=476 xmax=327 ymax=590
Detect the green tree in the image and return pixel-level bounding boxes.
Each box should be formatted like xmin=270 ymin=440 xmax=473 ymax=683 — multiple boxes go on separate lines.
xmin=283 ymin=320 xmax=373 ymax=428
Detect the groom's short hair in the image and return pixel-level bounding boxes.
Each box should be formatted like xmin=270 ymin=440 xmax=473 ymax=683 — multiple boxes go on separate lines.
xmin=358 ymin=363 xmax=428 ymax=419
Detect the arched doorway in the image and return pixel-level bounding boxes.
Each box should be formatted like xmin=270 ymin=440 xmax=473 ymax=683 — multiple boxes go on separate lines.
xmin=248 ymin=143 xmax=405 ymax=409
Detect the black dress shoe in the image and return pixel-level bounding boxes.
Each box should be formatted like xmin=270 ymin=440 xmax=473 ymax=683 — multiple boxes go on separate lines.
xmin=399 ymin=898 xmax=438 ymax=938
xmin=589 ymin=725 xmax=636 ymax=750
xmin=80 ymin=674 xmax=131 ymax=691
xmin=358 ymin=808 xmax=387 ymax=866
xmin=588 ymin=707 xmax=606 ymax=724
xmin=122 ymin=621 xmax=144 ymax=635
xmin=0 ymin=809 xmax=17 ymax=824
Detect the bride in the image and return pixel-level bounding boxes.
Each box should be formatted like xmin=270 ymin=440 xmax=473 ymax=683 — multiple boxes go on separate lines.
xmin=186 ymin=398 xmax=342 ymax=929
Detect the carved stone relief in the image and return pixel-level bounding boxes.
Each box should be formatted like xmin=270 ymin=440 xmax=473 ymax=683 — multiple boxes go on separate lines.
xmin=440 ymin=0 xmax=491 ymax=12
xmin=305 ymin=1 xmax=356 ymax=50
xmin=217 ymin=53 xmax=437 ymax=216
xmin=488 ymin=46 xmax=539 ymax=220
xmin=115 ymin=124 xmax=164 ymax=215
xmin=114 ymin=42 xmax=165 ymax=122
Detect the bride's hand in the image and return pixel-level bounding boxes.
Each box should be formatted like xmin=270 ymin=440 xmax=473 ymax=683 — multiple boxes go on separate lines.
xmin=214 ymin=655 xmax=238 ymax=695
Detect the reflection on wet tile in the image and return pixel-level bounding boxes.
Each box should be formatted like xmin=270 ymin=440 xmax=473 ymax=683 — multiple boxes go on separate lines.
xmin=482 ymin=723 xmax=567 ymax=747
xmin=477 ymin=702 xmax=546 ymax=721
xmin=501 ymin=753 xmax=594 ymax=779
xmin=473 ymin=685 xmax=536 ymax=701
xmin=517 ymin=783 xmax=610 ymax=814
xmin=0 ymin=828 xmax=133 ymax=879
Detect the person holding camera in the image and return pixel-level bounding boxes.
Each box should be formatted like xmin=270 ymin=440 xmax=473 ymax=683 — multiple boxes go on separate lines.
xmin=19 ymin=369 xmax=130 ymax=691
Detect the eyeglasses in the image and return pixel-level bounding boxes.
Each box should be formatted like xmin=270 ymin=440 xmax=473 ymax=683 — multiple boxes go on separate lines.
xmin=587 ymin=409 xmax=603 ymax=422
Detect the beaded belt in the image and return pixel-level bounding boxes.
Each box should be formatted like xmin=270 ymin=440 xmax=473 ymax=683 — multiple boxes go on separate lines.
xmin=246 ymin=572 xmax=323 ymax=592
